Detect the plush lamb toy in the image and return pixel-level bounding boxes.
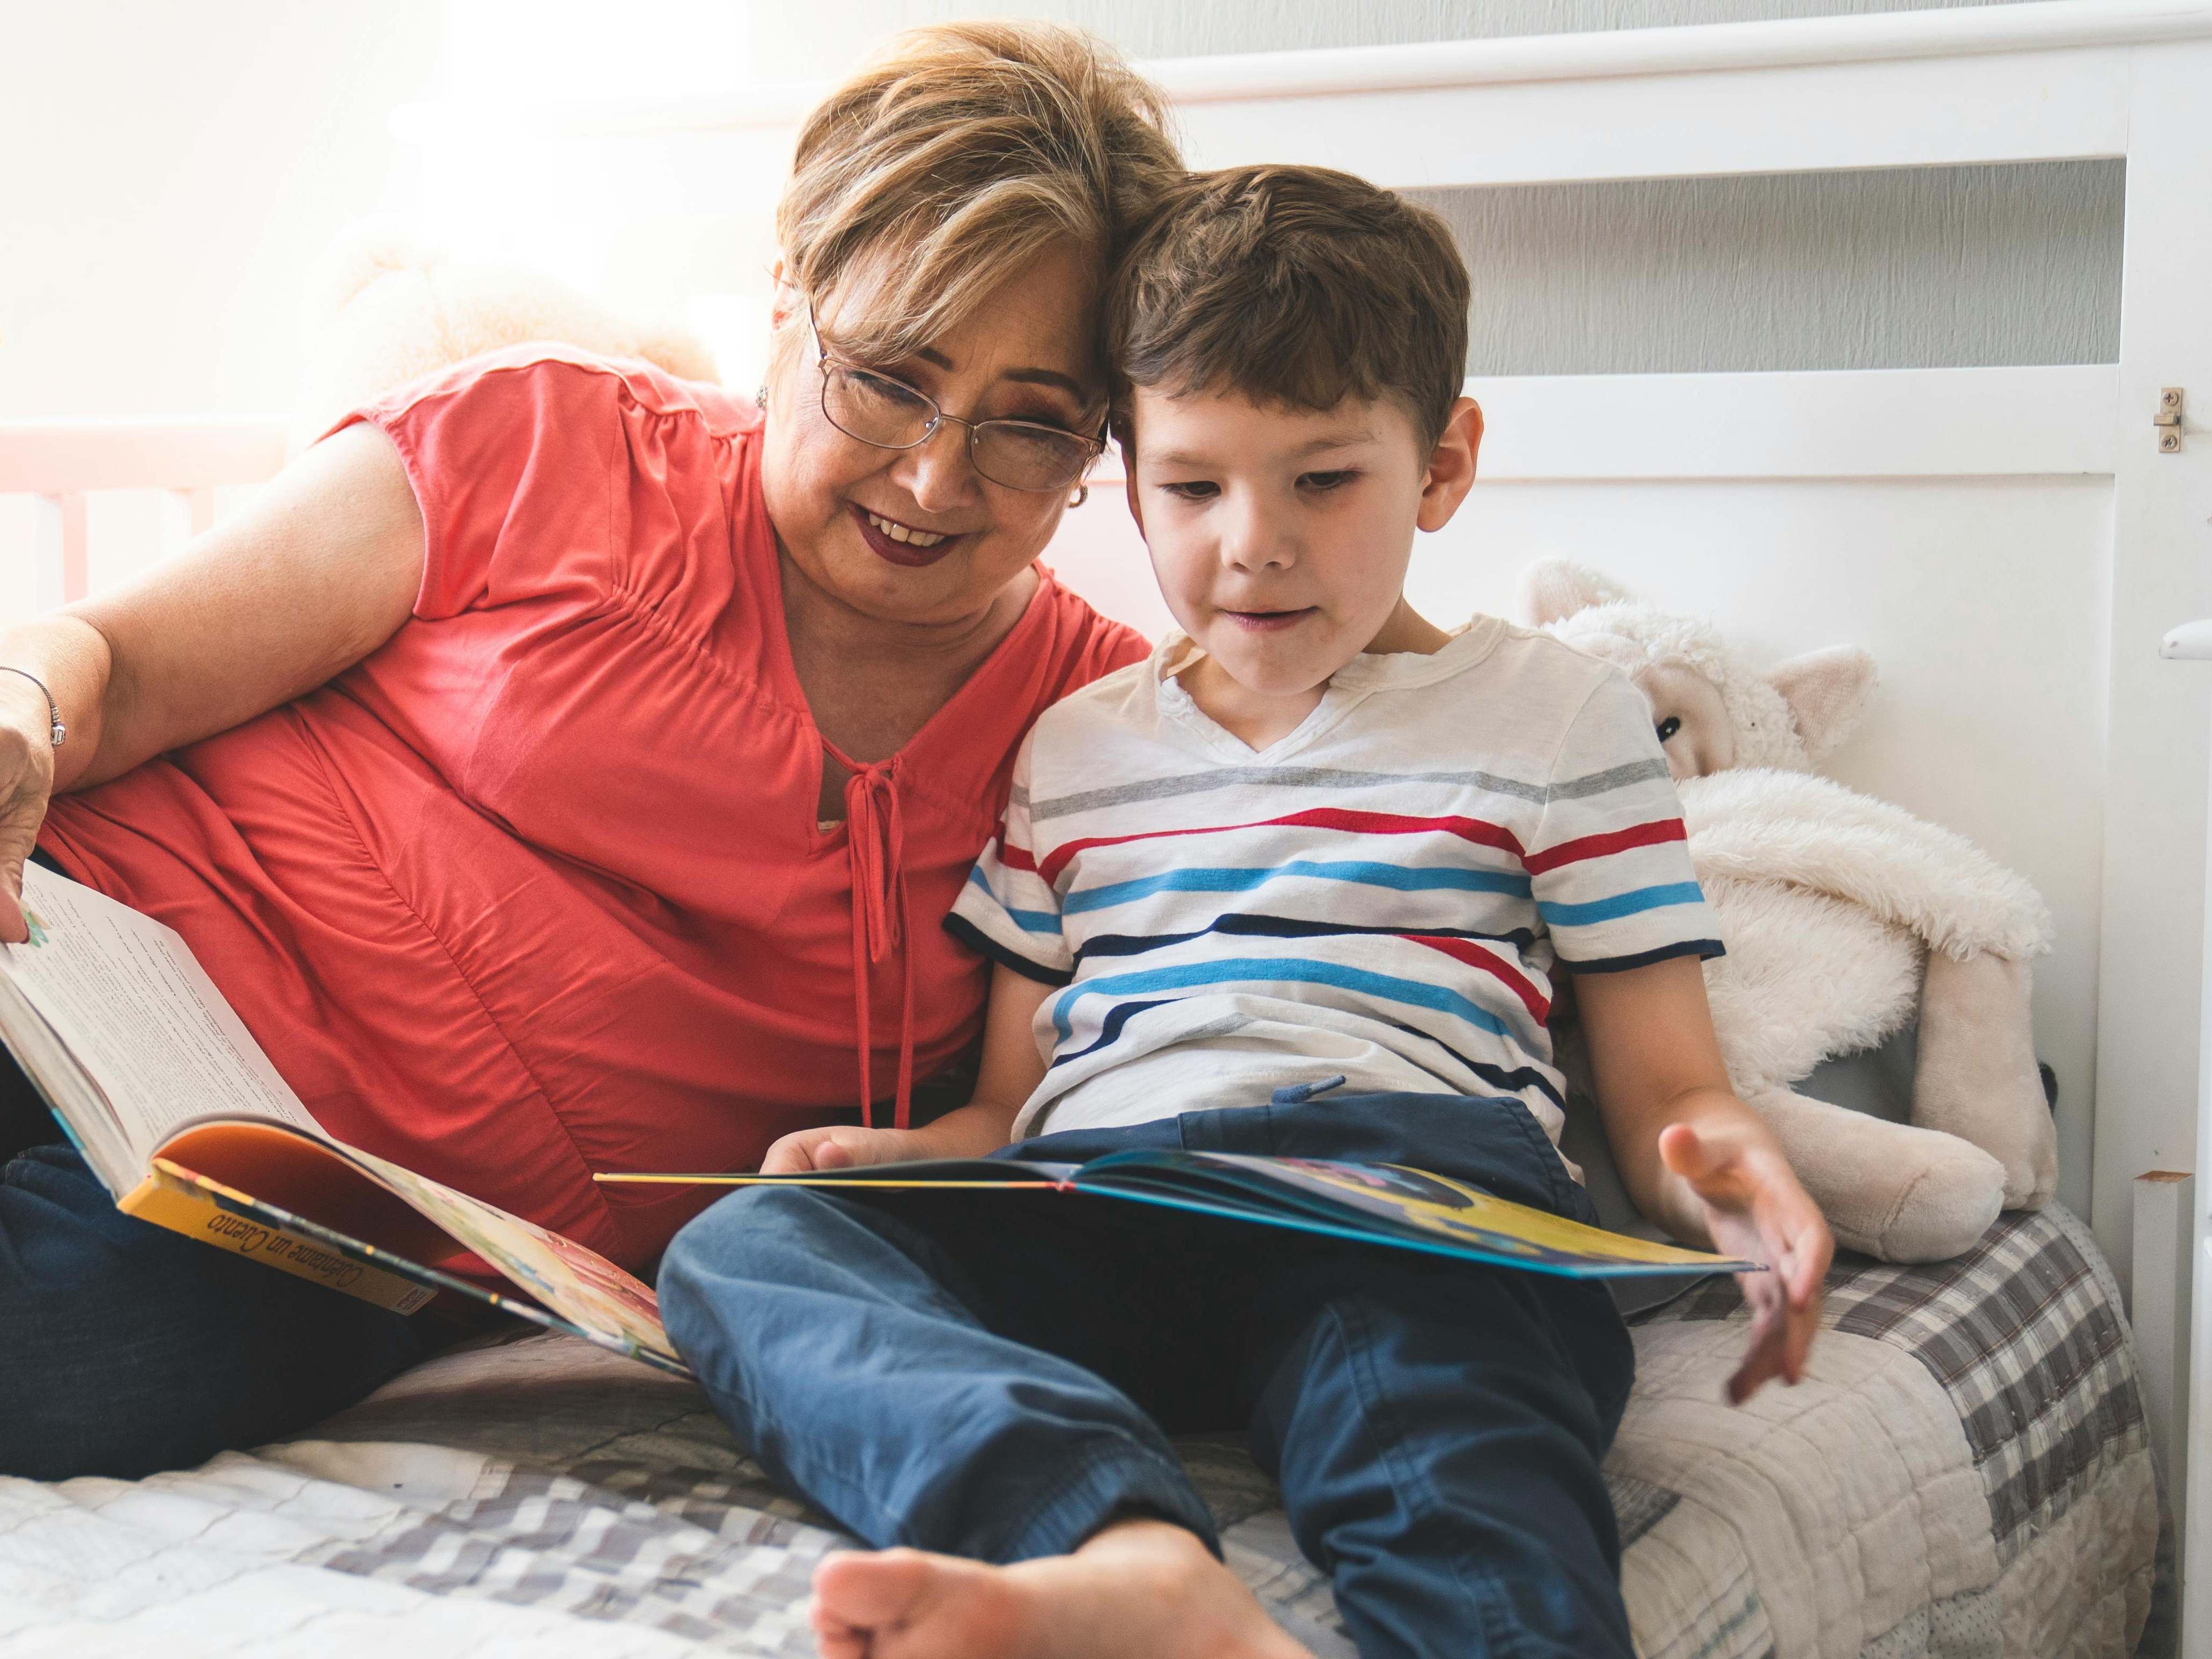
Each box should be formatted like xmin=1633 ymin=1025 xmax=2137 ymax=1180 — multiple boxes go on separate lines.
xmin=289 ymin=227 xmax=718 ymax=452
xmin=1520 ymin=560 xmax=2057 ymax=1262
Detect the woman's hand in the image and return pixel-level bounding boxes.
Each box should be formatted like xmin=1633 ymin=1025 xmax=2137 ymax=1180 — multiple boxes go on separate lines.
xmin=1660 ymin=1120 xmax=1834 ymax=1404
xmin=0 ymin=675 xmax=58 ymax=945
xmin=760 ymin=1125 xmax=929 ymax=1174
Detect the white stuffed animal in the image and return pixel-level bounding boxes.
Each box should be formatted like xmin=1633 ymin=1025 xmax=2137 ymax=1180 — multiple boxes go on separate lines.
xmin=290 ymin=227 xmax=718 ymax=452
xmin=1521 ymin=561 xmax=2057 ymax=1262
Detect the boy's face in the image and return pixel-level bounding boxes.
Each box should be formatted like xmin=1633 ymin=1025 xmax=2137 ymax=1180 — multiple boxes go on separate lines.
xmin=1124 ymin=385 xmax=1481 ymax=700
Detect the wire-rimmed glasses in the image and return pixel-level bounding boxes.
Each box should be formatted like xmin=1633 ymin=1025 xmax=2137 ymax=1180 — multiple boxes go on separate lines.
xmin=808 ymin=304 xmax=1103 ymax=494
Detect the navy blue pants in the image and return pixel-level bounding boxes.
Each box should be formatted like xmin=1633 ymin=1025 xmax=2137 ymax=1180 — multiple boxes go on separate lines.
xmin=660 ymin=1090 xmax=1638 ymax=1658
xmin=0 ymin=838 xmax=427 ymax=1481
xmin=0 ymin=1052 xmax=429 ymax=1480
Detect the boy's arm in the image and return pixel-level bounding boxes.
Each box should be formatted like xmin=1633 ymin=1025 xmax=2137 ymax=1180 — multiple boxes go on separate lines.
xmin=760 ymin=965 xmax=1054 ymax=1172
xmin=1574 ymin=954 xmax=1834 ymax=1403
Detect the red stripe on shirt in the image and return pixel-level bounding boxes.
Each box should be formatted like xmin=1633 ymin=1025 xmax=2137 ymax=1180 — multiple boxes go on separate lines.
xmin=1522 ymin=817 xmax=1687 ymax=876
xmin=1406 ymin=934 xmax=1552 ymax=1024
xmin=1037 ymin=809 xmax=1527 ymax=886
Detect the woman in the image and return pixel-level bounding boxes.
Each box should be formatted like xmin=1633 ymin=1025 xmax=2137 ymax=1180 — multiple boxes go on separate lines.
xmin=0 ymin=23 xmax=1180 ymax=1481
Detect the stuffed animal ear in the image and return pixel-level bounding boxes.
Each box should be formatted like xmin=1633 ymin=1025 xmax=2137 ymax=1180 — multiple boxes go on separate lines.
xmin=302 ymin=220 xmax=437 ymax=334
xmin=630 ymin=324 xmax=721 ymax=385
xmin=1767 ymin=645 xmax=1877 ymax=758
xmin=1516 ymin=559 xmax=1635 ymax=628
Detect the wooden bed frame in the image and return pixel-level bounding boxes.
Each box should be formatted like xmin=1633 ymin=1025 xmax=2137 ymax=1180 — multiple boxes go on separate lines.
xmin=6 ymin=0 xmax=2211 ymax=1636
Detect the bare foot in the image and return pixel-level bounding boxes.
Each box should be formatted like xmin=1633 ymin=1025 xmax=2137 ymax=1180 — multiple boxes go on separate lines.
xmin=808 ymin=1519 xmax=1313 ymax=1659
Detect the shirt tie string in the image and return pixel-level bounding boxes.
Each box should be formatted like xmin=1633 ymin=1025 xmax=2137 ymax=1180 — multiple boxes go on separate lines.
xmin=841 ymin=756 xmax=916 ymax=1130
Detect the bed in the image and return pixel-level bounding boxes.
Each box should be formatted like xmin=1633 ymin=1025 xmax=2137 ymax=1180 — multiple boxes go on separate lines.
xmin=2 ymin=2 xmax=2206 ymax=1653
xmin=0 ymin=1202 xmax=2158 ymax=1657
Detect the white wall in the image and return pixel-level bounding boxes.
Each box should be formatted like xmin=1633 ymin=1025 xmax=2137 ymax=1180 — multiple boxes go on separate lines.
xmin=0 ymin=2 xmax=444 ymax=421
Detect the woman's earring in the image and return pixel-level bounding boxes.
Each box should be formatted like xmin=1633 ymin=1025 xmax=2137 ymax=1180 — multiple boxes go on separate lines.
xmin=1068 ymin=484 xmax=1088 ymax=509
xmin=756 ymin=384 xmax=770 ymax=412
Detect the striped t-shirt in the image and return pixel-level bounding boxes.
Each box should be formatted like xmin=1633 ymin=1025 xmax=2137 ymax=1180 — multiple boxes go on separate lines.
xmin=946 ymin=618 xmax=1724 ymax=1147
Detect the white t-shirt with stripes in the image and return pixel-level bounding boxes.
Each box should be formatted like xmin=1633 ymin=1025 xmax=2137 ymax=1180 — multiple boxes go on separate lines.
xmin=946 ymin=617 xmax=1723 ymax=1148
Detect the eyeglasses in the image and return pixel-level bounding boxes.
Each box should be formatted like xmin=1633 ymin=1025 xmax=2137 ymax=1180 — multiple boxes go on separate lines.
xmin=808 ymin=304 xmax=1104 ymax=494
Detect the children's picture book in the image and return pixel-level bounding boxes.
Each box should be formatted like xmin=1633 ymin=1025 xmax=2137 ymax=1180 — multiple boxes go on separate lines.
xmin=596 ymin=1151 xmax=1763 ymax=1280
xmin=0 ymin=864 xmax=685 ymax=1374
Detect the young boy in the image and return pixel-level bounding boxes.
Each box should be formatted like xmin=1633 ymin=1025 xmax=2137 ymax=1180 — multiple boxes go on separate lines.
xmin=660 ymin=166 xmax=1833 ymax=1659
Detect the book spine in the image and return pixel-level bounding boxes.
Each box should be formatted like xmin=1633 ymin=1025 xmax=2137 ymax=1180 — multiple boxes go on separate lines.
xmin=119 ymin=1168 xmax=436 ymax=1314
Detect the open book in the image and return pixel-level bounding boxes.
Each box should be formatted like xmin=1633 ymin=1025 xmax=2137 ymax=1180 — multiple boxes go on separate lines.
xmin=0 ymin=864 xmax=685 ymax=1374
xmin=597 ymin=1155 xmax=1760 ymax=1280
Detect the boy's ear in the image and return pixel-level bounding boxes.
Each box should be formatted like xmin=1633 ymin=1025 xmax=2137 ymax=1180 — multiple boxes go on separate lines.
xmin=1416 ymin=397 xmax=1483 ymax=533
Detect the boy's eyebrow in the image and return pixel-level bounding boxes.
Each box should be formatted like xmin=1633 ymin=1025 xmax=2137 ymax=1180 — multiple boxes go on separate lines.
xmin=1148 ymin=431 xmax=1379 ymax=470
xmin=1300 ymin=429 xmax=1378 ymax=452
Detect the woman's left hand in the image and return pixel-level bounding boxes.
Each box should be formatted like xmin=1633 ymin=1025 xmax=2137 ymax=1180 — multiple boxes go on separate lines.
xmin=1659 ymin=1120 xmax=1834 ymax=1404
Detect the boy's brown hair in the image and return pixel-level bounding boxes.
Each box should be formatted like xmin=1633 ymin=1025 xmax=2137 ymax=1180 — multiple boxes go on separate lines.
xmin=1103 ymin=165 xmax=1470 ymax=450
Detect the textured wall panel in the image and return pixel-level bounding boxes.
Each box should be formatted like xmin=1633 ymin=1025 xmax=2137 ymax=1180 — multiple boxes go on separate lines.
xmin=1421 ymin=162 xmax=2121 ymax=375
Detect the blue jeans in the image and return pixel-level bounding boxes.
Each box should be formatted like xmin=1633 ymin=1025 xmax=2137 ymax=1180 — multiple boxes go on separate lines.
xmin=0 ymin=846 xmax=429 ymax=1481
xmin=660 ymin=1090 xmax=1638 ymax=1659
xmin=0 ymin=1108 xmax=428 ymax=1482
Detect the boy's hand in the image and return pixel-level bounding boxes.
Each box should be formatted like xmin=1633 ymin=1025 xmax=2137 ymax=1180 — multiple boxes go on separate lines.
xmin=760 ymin=1125 xmax=926 ymax=1175
xmin=1659 ymin=1120 xmax=1834 ymax=1405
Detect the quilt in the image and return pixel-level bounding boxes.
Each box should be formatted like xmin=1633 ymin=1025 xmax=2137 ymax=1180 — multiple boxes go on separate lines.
xmin=0 ymin=1204 xmax=2163 ymax=1657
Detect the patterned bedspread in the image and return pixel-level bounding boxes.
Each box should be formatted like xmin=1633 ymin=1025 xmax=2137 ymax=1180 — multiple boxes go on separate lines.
xmin=0 ymin=1204 xmax=2163 ymax=1657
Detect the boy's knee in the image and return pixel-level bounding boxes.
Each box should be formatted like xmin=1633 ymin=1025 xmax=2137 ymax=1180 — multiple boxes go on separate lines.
xmin=659 ymin=1185 xmax=882 ymax=1329
xmin=664 ymin=1185 xmax=804 ymax=1286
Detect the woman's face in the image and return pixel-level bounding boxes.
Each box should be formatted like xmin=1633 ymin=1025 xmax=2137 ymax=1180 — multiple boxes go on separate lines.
xmin=760 ymin=243 xmax=1101 ymax=630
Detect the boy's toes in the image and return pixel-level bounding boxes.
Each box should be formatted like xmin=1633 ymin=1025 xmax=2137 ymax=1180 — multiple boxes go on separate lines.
xmin=811 ymin=1548 xmax=1023 ymax=1658
xmin=814 ymin=1548 xmax=936 ymax=1630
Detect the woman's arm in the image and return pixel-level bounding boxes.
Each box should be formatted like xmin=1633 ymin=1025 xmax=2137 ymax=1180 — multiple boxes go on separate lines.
xmin=1574 ymin=953 xmax=1833 ymax=1401
xmin=0 ymin=423 xmax=424 ymax=938
xmin=760 ymin=965 xmax=1054 ymax=1171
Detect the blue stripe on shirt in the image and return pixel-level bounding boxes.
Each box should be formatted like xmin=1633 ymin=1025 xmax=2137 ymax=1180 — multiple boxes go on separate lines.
xmin=1537 ymin=881 xmax=1706 ymax=928
xmin=1062 ymin=860 xmax=1531 ymax=916
xmin=1047 ymin=955 xmax=1518 ymax=1044
xmin=967 ymin=864 xmax=1062 ymax=933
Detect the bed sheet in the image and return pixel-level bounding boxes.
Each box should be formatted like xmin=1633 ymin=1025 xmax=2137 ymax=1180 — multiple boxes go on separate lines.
xmin=0 ymin=1204 xmax=2162 ymax=1657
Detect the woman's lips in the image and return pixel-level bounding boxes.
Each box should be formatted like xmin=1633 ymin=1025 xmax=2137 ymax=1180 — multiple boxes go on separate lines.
xmin=851 ymin=504 xmax=963 ymax=569
xmin=1223 ymin=607 xmax=1317 ymax=632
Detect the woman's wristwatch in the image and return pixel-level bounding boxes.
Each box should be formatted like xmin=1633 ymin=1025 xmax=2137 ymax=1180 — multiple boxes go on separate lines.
xmin=0 ymin=668 xmax=65 ymax=747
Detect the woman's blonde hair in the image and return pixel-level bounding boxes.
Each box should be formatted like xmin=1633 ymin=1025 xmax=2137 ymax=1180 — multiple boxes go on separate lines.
xmin=775 ymin=21 xmax=1182 ymax=378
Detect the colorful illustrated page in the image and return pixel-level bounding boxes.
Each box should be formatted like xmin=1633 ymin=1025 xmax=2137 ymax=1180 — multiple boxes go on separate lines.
xmin=1174 ymin=1152 xmax=1754 ymax=1272
xmin=338 ymin=1142 xmax=677 ymax=1364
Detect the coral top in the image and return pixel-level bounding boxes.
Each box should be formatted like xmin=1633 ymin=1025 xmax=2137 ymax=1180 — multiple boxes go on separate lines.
xmin=40 ymin=347 xmax=1147 ymax=1272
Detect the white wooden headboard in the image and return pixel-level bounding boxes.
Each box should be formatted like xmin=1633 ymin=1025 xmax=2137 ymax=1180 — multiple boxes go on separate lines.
xmin=9 ymin=0 xmax=2212 ymax=1608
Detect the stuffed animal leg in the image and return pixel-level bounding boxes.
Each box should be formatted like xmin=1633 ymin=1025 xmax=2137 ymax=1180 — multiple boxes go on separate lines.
xmin=1914 ymin=952 xmax=2057 ymax=1209
xmin=1747 ymin=1084 xmax=2006 ymax=1260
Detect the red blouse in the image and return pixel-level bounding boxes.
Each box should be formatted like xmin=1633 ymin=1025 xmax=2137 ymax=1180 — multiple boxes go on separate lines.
xmin=40 ymin=347 xmax=1147 ymax=1271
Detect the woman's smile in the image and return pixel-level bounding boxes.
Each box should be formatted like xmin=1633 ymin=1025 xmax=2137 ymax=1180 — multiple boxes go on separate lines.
xmin=850 ymin=503 xmax=965 ymax=568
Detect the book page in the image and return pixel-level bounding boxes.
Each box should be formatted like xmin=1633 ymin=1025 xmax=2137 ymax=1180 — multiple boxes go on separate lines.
xmin=1 ymin=865 xmax=318 ymax=1168
xmin=1163 ymin=1152 xmax=1755 ymax=1274
xmin=1068 ymin=1149 xmax=1757 ymax=1277
xmin=331 ymin=1138 xmax=678 ymax=1367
